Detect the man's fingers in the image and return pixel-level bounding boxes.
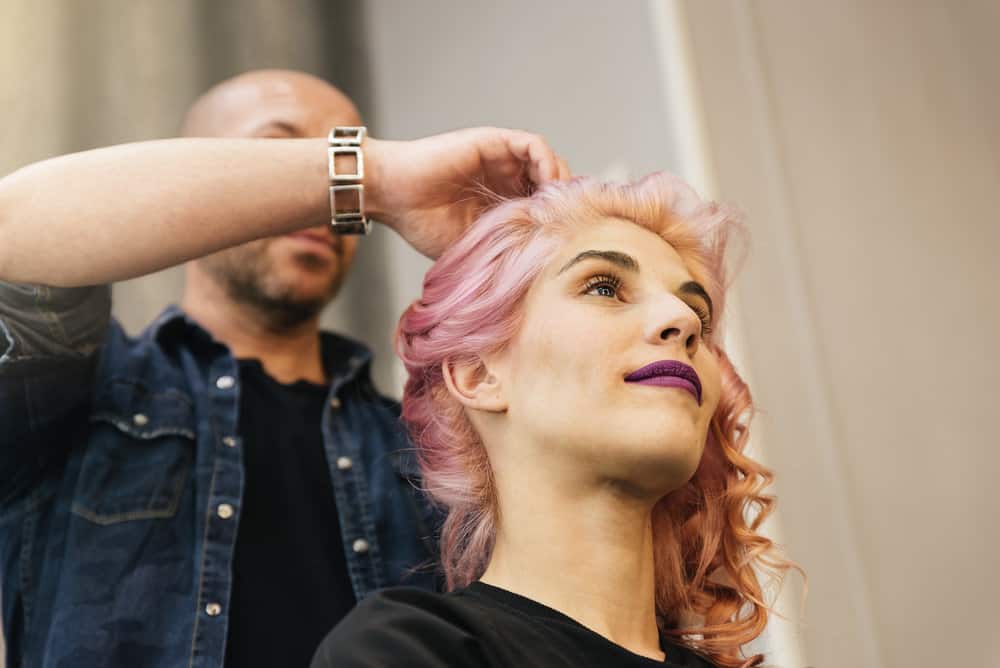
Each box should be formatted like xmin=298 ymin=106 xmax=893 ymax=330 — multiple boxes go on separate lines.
xmin=494 ymin=130 xmax=560 ymax=185
xmin=526 ymin=136 xmax=559 ymax=184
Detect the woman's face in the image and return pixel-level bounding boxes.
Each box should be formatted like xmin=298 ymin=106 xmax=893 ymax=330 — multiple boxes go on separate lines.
xmin=492 ymin=216 xmax=722 ymax=496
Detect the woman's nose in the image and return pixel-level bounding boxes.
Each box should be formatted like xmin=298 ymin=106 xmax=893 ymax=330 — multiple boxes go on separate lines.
xmin=644 ymin=297 xmax=702 ymax=358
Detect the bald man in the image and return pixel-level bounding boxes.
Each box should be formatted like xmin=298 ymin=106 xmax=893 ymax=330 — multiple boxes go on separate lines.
xmin=0 ymin=70 xmax=568 ymax=668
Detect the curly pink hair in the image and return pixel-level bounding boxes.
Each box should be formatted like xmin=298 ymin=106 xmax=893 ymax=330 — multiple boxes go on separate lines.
xmin=395 ymin=173 xmax=794 ymax=667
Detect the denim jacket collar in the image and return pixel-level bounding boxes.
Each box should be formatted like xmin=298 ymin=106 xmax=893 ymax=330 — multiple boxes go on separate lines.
xmin=150 ymin=304 xmax=375 ymax=388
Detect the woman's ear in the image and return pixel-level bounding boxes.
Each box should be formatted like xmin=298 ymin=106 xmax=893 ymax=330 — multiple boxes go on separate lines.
xmin=441 ymin=357 xmax=507 ymax=413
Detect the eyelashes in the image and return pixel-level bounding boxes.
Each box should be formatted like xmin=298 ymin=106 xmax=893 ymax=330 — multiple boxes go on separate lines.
xmin=691 ymin=305 xmax=713 ymax=336
xmin=582 ymin=273 xmax=623 ymax=298
xmin=581 ymin=272 xmax=713 ymax=336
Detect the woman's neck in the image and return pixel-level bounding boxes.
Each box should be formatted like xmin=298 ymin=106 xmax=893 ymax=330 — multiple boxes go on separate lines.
xmin=480 ymin=473 xmax=664 ymax=661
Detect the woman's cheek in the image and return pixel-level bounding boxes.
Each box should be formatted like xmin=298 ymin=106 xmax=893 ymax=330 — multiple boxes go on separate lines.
xmin=701 ymin=357 xmax=723 ymax=416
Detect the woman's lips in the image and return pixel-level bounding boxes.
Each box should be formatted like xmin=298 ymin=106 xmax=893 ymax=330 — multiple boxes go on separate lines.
xmin=624 ymin=360 xmax=702 ymax=405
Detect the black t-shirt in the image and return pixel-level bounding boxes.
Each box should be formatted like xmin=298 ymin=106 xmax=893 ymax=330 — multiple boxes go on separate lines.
xmin=311 ymin=582 xmax=718 ymax=668
xmin=224 ymin=359 xmax=357 ymax=668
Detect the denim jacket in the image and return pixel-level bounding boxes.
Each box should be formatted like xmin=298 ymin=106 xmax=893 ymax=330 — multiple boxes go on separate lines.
xmin=0 ymin=283 xmax=440 ymax=668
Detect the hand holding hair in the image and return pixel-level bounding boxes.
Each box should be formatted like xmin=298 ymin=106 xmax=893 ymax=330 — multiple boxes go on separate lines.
xmin=365 ymin=127 xmax=571 ymax=259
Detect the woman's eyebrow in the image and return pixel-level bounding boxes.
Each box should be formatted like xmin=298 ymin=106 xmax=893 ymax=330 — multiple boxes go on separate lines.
xmin=679 ymin=281 xmax=714 ymax=317
xmin=557 ymin=250 xmax=639 ymax=275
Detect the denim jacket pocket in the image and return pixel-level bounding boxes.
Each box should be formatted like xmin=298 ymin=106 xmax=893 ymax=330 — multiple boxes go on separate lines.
xmin=71 ymin=379 xmax=195 ymax=525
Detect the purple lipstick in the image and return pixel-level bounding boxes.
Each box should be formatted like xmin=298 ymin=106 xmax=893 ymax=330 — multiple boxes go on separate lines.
xmin=624 ymin=360 xmax=702 ymax=405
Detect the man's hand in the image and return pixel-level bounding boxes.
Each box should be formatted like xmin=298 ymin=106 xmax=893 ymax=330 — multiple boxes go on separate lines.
xmin=365 ymin=128 xmax=571 ymax=259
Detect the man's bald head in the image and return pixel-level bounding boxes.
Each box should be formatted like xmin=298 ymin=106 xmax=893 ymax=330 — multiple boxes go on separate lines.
xmin=181 ymin=69 xmax=362 ymax=138
xmin=181 ymin=70 xmax=363 ymax=331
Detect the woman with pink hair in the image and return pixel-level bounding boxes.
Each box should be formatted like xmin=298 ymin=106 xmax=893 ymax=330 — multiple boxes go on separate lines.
xmin=311 ymin=174 xmax=795 ymax=668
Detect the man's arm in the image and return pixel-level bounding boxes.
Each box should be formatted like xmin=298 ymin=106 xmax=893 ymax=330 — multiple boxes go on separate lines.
xmin=0 ymin=138 xmax=331 ymax=286
xmin=0 ymin=129 xmax=568 ymax=287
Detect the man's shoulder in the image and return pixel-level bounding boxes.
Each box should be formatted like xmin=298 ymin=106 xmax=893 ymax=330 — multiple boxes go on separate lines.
xmin=94 ymin=308 xmax=208 ymax=400
xmin=0 ymin=283 xmax=111 ymax=370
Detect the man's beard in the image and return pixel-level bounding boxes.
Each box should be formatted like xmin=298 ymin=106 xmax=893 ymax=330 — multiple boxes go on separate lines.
xmin=199 ymin=240 xmax=342 ymax=331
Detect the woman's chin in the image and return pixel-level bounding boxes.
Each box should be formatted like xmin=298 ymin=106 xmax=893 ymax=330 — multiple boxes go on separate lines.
xmin=597 ymin=435 xmax=706 ymax=498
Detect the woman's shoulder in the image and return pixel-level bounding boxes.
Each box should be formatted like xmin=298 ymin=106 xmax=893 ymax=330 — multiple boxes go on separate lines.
xmin=310 ymin=587 xmax=495 ymax=668
xmin=311 ymin=584 xmax=721 ymax=668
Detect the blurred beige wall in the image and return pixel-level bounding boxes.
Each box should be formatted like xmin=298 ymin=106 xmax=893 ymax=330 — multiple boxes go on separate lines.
xmin=685 ymin=1 xmax=1000 ymax=666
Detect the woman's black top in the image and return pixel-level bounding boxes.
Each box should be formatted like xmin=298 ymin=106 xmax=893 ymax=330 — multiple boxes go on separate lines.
xmin=311 ymin=582 xmax=717 ymax=668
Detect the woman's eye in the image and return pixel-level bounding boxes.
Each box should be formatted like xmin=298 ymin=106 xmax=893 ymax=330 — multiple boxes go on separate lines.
xmin=692 ymin=306 xmax=713 ymax=336
xmin=583 ymin=275 xmax=623 ymax=299
xmin=590 ymin=283 xmax=618 ymax=298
